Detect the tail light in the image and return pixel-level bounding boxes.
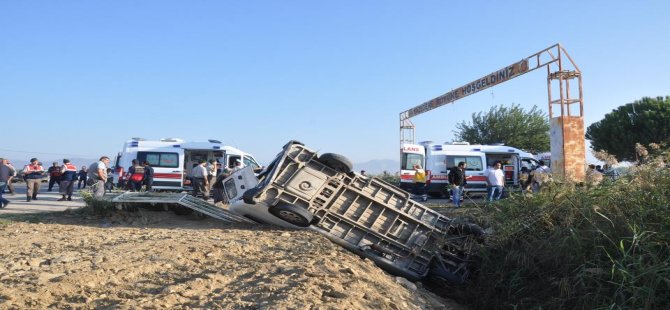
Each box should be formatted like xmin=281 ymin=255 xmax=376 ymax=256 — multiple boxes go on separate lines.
xmin=426 ymin=170 xmax=431 ymax=185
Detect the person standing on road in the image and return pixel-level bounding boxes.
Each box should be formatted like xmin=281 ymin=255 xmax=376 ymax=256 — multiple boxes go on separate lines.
xmin=191 ymin=159 xmax=209 ymax=200
xmin=77 ymin=166 xmax=88 ymax=189
xmin=0 ymin=158 xmax=16 ymax=208
xmin=58 ymin=159 xmax=78 ymax=201
xmin=23 ymin=158 xmax=45 ymax=202
xmin=4 ymin=160 xmax=17 ymax=195
xmin=448 ymin=161 xmax=469 ymax=208
xmin=47 ymin=162 xmax=63 ymax=192
xmin=484 ymin=161 xmax=505 ymax=202
xmin=412 ymin=164 xmax=428 ymax=202
xmin=212 ymin=165 xmax=231 ymax=204
xmin=207 ymin=159 xmax=217 ymax=192
xmin=142 ymin=161 xmax=154 ymax=191
xmin=87 ymin=156 xmax=110 ymax=198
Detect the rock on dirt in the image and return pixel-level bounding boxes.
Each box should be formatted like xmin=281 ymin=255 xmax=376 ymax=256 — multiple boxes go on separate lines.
xmin=0 ymin=209 xmax=464 ymax=309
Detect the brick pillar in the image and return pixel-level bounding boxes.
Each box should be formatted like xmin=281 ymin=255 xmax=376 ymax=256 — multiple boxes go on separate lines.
xmin=550 ymin=116 xmax=585 ymax=182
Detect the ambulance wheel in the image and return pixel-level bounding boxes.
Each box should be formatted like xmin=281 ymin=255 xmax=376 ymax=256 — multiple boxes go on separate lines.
xmin=318 ymin=153 xmax=353 ymax=173
xmin=269 ymin=204 xmax=313 ymax=227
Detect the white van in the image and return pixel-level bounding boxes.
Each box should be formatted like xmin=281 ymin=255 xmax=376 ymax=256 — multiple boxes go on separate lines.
xmin=400 ymin=142 xmax=541 ymax=197
xmin=112 ymin=138 xmax=261 ymax=190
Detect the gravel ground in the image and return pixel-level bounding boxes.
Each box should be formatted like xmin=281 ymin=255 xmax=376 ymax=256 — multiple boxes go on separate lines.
xmin=0 ymin=207 xmax=464 ymax=309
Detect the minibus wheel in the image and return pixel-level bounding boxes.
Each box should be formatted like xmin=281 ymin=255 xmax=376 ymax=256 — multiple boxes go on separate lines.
xmin=269 ymin=204 xmax=313 ymax=227
xmin=318 ymin=153 xmax=353 ymax=173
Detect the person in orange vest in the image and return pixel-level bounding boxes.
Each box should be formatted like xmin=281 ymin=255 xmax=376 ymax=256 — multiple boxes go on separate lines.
xmin=23 ymin=158 xmax=45 ymax=202
xmin=58 ymin=159 xmax=78 ymax=201
xmin=47 ymin=162 xmax=63 ymax=192
xmin=127 ymin=159 xmax=145 ymax=192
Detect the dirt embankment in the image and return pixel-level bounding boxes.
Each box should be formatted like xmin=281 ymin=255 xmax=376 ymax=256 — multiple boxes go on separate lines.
xmin=0 ymin=209 xmax=462 ymax=309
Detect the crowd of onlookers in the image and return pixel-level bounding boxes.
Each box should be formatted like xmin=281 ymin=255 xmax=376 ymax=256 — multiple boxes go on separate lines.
xmin=1 ymin=154 xmax=625 ymax=210
xmin=0 ymin=156 xmax=117 ymax=206
xmin=408 ymin=160 xmax=622 ymax=208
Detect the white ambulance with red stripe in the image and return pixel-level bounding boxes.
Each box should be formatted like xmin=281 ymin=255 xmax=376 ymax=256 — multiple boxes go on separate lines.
xmin=400 ymin=141 xmax=540 ymax=197
xmin=112 ymin=138 xmax=261 ymax=191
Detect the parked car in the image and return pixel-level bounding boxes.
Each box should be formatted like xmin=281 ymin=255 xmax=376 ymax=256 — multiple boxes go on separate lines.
xmin=223 ymin=140 xmax=484 ymax=284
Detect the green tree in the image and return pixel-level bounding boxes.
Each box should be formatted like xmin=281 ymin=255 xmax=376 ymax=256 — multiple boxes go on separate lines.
xmin=454 ymin=104 xmax=550 ymax=153
xmin=586 ymin=96 xmax=670 ymax=161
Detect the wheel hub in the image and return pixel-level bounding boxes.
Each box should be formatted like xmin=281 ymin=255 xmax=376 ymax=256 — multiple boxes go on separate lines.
xmin=278 ymin=210 xmax=304 ymax=224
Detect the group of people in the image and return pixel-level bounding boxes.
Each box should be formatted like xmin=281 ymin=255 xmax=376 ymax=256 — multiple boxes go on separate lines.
xmin=0 ymin=157 xmax=112 ymax=205
xmin=518 ymin=160 xmax=552 ymax=193
xmin=190 ymin=158 xmax=242 ymax=204
xmin=122 ymin=159 xmax=154 ymax=192
xmin=412 ymin=159 xmax=554 ymax=208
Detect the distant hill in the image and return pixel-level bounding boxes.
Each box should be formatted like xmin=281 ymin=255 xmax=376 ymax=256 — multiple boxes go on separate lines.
xmin=353 ymin=159 xmax=400 ymax=176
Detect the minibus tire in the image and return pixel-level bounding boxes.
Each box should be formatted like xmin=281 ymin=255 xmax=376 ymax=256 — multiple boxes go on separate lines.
xmin=269 ymin=204 xmax=313 ymax=227
xmin=318 ymin=153 xmax=353 ymax=173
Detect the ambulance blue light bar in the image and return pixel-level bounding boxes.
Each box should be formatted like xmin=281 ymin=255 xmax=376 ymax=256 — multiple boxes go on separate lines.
xmin=173 ymin=145 xmax=181 ymax=148
xmin=130 ymin=142 xmax=139 ymax=147
xmin=472 ymin=148 xmax=481 ymax=151
xmin=432 ymin=145 xmax=442 ymax=151
xmin=213 ymin=146 xmax=220 ymax=149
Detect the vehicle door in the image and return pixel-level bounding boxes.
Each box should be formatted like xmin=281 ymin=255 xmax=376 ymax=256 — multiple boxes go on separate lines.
xmin=399 ymin=144 xmax=425 ymax=191
xmin=222 ymin=166 xmax=259 ymax=203
xmin=137 ymin=150 xmax=183 ymax=190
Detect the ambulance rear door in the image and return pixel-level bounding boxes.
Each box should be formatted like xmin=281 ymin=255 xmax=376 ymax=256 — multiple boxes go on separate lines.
xmin=399 ymin=144 xmax=425 ymax=192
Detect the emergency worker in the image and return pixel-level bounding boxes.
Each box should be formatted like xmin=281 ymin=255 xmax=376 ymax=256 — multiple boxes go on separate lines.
xmin=413 ymin=164 xmax=428 ymax=202
xmin=23 ymin=158 xmax=45 ymax=202
xmin=127 ymin=159 xmax=145 ymax=191
xmin=58 ymin=159 xmax=78 ymax=201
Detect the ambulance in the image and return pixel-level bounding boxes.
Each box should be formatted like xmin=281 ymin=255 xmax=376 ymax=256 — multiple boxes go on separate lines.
xmin=400 ymin=141 xmax=540 ymax=197
xmin=112 ymin=138 xmax=261 ymax=190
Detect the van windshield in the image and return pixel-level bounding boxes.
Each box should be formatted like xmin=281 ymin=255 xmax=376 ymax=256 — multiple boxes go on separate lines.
xmin=243 ymin=155 xmax=260 ymax=169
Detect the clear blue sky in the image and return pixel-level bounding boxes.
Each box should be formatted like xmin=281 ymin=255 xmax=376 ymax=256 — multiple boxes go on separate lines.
xmin=1 ymin=1 xmax=668 ymax=165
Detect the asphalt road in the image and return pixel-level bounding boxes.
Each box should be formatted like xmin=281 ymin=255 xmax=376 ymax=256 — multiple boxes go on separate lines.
xmin=0 ymin=182 xmax=86 ymax=214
